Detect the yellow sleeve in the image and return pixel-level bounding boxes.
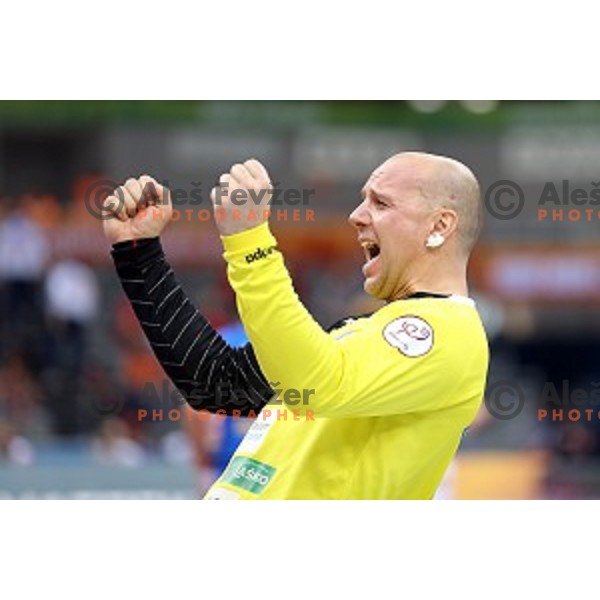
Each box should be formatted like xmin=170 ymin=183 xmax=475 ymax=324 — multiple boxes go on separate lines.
xmin=222 ymin=223 xmax=468 ymax=418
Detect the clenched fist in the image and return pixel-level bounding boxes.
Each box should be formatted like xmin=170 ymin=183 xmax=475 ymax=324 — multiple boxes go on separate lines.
xmin=210 ymin=159 xmax=273 ymax=236
xmin=102 ymin=175 xmax=173 ymax=245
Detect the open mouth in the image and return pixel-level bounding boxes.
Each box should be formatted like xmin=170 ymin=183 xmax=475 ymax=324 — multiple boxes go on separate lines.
xmin=361 ymin=241 xmax=381 ymax=263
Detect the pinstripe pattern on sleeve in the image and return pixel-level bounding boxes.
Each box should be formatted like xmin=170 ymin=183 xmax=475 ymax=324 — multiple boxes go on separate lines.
xmin=111 ymin=237 xmax=273 ymax=415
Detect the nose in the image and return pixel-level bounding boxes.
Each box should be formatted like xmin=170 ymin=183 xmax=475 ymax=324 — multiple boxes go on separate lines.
xmin=348 ymin=199 xmax=370 ymax=229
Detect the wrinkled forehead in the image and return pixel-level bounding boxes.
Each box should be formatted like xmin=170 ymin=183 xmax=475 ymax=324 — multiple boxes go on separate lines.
xmin=363 ymin=157 xmax=427 ymax=198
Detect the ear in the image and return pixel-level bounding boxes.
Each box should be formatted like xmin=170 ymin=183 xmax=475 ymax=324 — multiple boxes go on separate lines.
xmin=429 ymin=207 xmax=459 ymax=240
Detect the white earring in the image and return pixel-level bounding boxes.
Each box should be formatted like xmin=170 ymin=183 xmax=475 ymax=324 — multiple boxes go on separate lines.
xmin=426 ymin=232 xmax=445 ymax=248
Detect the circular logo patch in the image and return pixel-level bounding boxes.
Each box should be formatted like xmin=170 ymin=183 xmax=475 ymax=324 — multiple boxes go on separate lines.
xmin=383 ymin=316 xmax=434 ymax=357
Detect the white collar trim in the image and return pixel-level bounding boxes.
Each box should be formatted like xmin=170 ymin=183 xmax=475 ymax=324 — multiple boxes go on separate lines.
xmin=446 ymin=294 xmax=476 ymax=307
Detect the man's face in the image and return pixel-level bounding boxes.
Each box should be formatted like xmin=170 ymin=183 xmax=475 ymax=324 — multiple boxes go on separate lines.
xmin=348 ymin=158 xmax=433 ymax=301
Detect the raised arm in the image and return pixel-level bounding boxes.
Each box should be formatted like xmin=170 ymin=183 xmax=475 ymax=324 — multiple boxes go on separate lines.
xmin=103 ymin=176 xmax=273 ymax=416
xmin=210 ymin=162 xmax=349 ymax=409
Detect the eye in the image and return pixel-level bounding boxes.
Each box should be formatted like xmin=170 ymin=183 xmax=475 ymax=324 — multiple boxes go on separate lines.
xmin=373 ymin=196 xmax=387 ymax=208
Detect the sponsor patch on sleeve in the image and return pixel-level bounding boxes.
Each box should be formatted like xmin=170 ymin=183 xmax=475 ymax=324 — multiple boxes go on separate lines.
xmin=382 ymin=315 xmax=434 ymax=357
xmin=220 ymin=457 xmax=276 ymax=495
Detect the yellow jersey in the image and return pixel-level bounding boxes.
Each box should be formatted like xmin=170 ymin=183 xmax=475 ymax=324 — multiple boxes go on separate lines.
xmin=205 ymin=223 xmax=489 ymax=499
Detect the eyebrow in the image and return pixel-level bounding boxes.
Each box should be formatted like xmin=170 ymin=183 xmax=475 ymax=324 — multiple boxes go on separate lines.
xmin=376 ymin=190 xmax=393 ymax=203
xmin=362 ymin=186 xmax=393 ymax=204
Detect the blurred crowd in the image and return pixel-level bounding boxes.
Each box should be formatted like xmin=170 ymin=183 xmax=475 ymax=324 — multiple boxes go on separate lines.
xmin=0 ymin=192 xmax=103 ymax=458
xmin=2 ymin=185 xmax=600 ymax=499
xmin=0 ymin=190 xmax=368 ymax=487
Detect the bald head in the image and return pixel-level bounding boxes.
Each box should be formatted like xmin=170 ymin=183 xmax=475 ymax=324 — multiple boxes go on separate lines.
xmin=351 ymin=151 xmax=482 ymax=299
xmin=383 ymin=152 xmax=483 ymax=257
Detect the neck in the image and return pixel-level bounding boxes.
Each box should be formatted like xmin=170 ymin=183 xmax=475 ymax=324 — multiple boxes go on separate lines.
xmin=393 ymin=260 xmax=469 ymax=301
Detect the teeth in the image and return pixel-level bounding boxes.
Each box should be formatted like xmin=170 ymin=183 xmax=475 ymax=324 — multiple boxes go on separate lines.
xmin=360 ymin=241 xmax=379 ymax=262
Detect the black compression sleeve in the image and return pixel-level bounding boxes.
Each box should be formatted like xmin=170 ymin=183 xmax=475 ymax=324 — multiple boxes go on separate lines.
xmin=111 ymin=237 xmax=273 ymax=415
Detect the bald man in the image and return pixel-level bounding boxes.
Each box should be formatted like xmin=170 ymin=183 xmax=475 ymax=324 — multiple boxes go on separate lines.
xmin=105 ymin=152 xmax=489 ymax=499
xmin=350 ymin=152 xmax=482 ymax=299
